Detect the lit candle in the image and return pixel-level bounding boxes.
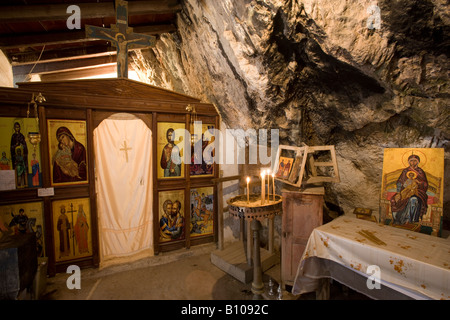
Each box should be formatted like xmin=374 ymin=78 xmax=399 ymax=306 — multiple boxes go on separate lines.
xmin=272 ymin=173 xmax=275 ymax=202
xmin=266 ymin=169 xmax=270 ymax=203
xmin=246 ymin=176 xmax=250 ymax=204
xmin=260 ymin=170 xmax=265 ymax=205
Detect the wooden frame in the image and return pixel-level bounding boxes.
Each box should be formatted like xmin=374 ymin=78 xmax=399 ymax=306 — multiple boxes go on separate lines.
xmin=273 ymin=144 xmax=340 ymax=188
xmin=273 ymin=145 xmax=308 ymax=187
xmin=0 ymin=78 xmax=220 ymax=274
xmin=305 ymin=145 xmax=340 ymax=185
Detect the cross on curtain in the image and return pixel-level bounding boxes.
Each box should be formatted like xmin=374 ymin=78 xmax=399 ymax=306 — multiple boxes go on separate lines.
xmin=93 ymin=114 xmax=153 ymax=267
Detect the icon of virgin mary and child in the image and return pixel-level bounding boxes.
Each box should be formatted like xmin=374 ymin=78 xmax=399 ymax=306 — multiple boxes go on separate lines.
xmin=390 ymin=154 xmax=428 ymax=225
xmin=52 ymin=126 xmax=87 ymax=183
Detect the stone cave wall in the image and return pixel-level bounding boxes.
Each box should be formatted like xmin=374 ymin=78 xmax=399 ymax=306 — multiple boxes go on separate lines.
xmin=131 ymin=0 xmax=450 ymax=228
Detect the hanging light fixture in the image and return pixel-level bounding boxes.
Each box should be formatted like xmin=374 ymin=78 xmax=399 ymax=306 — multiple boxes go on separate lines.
xmin=27 ymin=93 xmax=45 ymax=153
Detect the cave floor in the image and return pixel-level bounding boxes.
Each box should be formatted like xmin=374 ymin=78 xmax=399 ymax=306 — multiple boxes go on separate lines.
xmin=36 ymin=242 xmax=369 ymax=301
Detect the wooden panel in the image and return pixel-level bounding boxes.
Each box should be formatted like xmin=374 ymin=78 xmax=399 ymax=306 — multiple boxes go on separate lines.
xmin=156 ymin=113 xmax=186 ymax=122
xmin=0 ymin=105 xmax=30 ymax=118
xmin=44 ymin=107 xmax=86 ymax=120
xmin=281 ymin=190 xmax=324 ymax=287
xmin=18 ymin=78 xmax=201 ymax=103
xmin=92 ymin=111 xmax=152 ymax=130
xmin=0 ymin=87 xmax=218 ymax=116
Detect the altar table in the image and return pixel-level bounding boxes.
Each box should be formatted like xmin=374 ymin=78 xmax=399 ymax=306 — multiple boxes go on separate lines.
xmin=292 ymin=215 xmax=450 ymax=300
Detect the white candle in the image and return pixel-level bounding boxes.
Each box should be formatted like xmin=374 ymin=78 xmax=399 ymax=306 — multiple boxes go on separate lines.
xmin=246 ymin=176 xmax=250 ymax=204
xmin=272 ymin=173 xmax=275 ymax=201
xmin=266 ymin=169 xmax=270 ymax=203
xmin=260 ymin=171 xmax=265 ymax=205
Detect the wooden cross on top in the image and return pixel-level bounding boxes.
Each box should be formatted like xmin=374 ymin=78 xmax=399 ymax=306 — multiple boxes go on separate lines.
xmin=85 ymin=0 xmax=156 ymax=78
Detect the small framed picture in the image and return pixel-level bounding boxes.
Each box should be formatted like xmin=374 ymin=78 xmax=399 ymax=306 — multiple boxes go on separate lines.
xmin=273 ymin=145 xmax=308 ymax=187
xmin=47 ymin=119 xmax=88 ymax=186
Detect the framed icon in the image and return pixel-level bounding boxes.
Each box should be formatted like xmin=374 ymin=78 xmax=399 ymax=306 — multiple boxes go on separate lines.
xmin=0 ymin=201 xmax=46 ymax=257
xmin=158 ymin=189 xmax=185 ymax=243
xmin=0 ymin=116 xmax=42 ymax=189
xmin=47 ymin=119 xmax=88 ymax=186
xmin=380 ymin=148 xmax=444 ymax=236
xmin=52 ymin=197 xmax=92 ymax=262
xmin=190 ymin=123 xmax=215 ymax=177
xmin=157 ymin=122 xmax=186 ymax=179
xmin=190 ymin=186 xmax=214 ymax=238
xmin=273 ymin=145 xmax=308 ymax=187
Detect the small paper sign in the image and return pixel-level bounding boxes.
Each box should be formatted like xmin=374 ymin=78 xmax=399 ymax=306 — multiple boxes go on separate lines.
xmin=38 ymin=187 xmax=55 ymax=197
xmin=0 ymin=170 xmax=16 ymax=191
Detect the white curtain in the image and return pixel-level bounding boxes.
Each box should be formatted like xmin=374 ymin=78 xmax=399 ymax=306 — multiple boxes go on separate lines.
xmin=93 ymin=114 xmax=153 ymax=267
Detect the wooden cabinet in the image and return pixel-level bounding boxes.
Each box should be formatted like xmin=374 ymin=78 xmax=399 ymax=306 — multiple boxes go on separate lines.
xmin=281 ymin=187 xmax=324 ymax=288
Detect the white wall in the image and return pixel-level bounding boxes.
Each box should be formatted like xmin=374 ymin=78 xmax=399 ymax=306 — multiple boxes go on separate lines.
xmin=0 ymin=50 xmax=13 ymax=87
xmin=217 ymin=121 xmax=241 ymax=243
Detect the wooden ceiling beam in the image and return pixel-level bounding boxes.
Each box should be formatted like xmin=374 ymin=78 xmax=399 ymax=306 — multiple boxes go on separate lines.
xmin=0 ymin=1 xmax=182 ymax=23
xmin=38 ymin=64 xmax=120 ymax=82
xmin=0 ymin=24 xmax=177 ymax=49
xmin=7 ymin=44 xmax=117 ymax=65
xmin=13 ymin=55 xmax=118 ymax=76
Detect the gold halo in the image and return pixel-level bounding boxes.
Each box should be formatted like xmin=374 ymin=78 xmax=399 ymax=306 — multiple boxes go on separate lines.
xmin=401 ymin=149 xmax=427 ymax=168
xmin=406 ymin=170 xmax=418 ymax=180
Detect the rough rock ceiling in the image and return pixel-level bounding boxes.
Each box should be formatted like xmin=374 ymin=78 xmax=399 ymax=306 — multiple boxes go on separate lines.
xmin=0 ymin=0 xmax=181 ymax=82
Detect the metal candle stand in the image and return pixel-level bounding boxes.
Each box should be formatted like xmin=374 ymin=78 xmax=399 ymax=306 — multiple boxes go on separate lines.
xmin=227 ymin=194 xmax=283 ymax=300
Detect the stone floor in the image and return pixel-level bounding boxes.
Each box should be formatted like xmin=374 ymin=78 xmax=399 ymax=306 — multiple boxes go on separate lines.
xmin=37 ymin=242 xmax=369 ymax=301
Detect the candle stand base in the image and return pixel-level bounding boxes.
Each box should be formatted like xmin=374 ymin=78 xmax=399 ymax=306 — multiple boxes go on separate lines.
xmin=210 ymin=193 xmax=282 ymax=284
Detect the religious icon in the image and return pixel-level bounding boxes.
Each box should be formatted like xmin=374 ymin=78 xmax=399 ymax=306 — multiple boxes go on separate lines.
xmin=52 ymin=198 xmax=92 ymax=262
xmin=0 ymin=201 xmax=46 ymax=257
xmin=190 ymin=123 xmax=215 ymax=177
xmin=159 ymin=190 xmax=185 ymax=243
xmin=11 ymin=121 xmax=28 ymax=175
xmin=157 ymin=122 xmax=186 ymax=179
xmin=273 ymin=145 xmax=306 ymax=187
xmin=0 ymin=151 xmax=10 ymax=170
xmin=190 ymin=187 xmax=214 ymax=238
xmin=273 ymin=144 xmax=338 ymax=188
xmin=276 ymin=157 xmax=294 ymax=179
xmin=30 ymin=152 xmax=40 ymax=186
xmin=380 ymin=148 xmax=444 ymax=236
xmin=47 ymin=119 xmax=88 ymax=186
xmin=0 ymin=117 xmax=41 ymax=189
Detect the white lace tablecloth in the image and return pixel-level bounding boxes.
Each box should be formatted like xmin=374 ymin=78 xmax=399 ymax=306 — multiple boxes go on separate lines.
xmin=292 ymin=215 xmax=450 ymax=300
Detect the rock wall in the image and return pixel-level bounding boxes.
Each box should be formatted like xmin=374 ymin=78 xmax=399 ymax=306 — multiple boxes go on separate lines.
xmin=132 ymin=0 xmax=449 ymax=223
